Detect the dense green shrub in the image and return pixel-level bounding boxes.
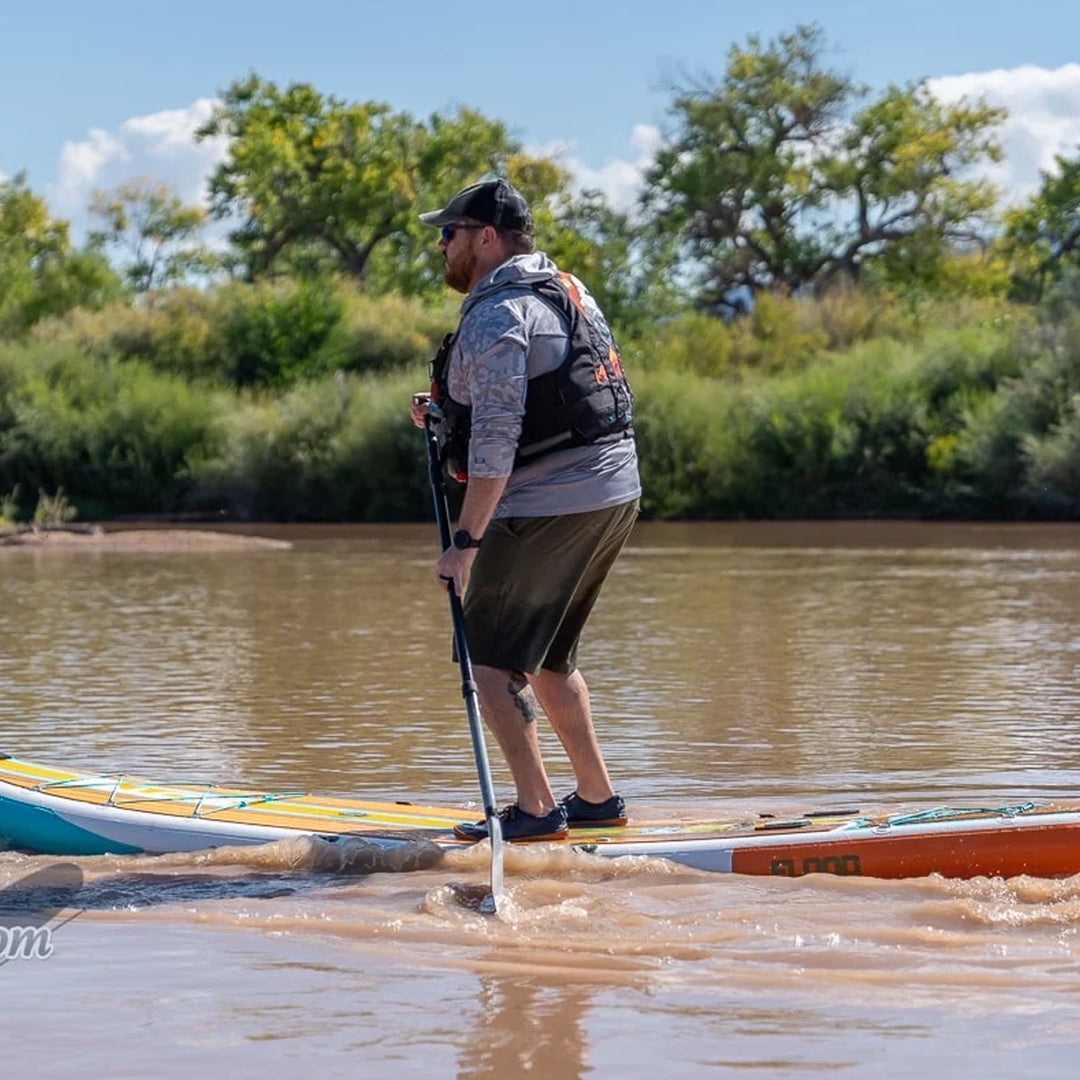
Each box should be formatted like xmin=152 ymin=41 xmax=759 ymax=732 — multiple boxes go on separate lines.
xmin=631 ymin=368 xmax=732 ymax=516
xmin=0 ymin=341 xmax=225 ymax=515
xmin=32 ymin=290 xmax=219 ymax=380
xmin=190 ymin=371 xmax=430 ymax=520
xmin=946 ymin=315 xmax=1080 ymax=516
xmin=632 ymin=316 xmax=1037 ymax=519
xmin=334 ymin=290 xmax=458 ymax=375
xmin=212 ymin=279 xmax=347 ymax=388
xmin=30 ymin=281 xmax=459 ymax=388
xmin=728 ymin=291 xmax=830 ymax=373
xmin=630 ymin=313 xmax=734 ymax=377
xmin=2 ymin=283 xmax=1078 ymax=521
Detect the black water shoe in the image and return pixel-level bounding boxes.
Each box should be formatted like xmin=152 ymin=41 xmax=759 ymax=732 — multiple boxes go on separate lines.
xmin=453 ymin=803 xmax=569 ymax=843
xmin=561 ymin=791 xmax=628 ymax=828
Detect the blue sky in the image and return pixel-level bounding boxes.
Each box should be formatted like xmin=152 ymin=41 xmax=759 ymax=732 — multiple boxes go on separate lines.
xmin=3 ymin=0 xmax=1080 ymax=232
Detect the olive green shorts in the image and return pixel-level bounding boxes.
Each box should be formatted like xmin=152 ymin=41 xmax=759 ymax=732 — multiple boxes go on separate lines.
xmin=462 ymin=498 xmax=638 ymax=675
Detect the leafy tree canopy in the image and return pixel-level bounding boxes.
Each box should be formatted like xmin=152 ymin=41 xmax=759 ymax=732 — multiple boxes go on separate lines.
xmin=642 ymin=25 xmax=1005 ymax=303
xmin=196 ymin=75 xmax=575 ymax=295
xmin=0 ymin=173 xmax=120 ymax=336
xmin=1003 ymin=151 xmax=1080 ymax=301
xmin=88 ymin=177 xmax=214 ymax=292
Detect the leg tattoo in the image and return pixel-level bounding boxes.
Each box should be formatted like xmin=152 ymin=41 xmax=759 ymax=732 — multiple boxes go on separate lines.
xmin=507 ymin=672 xmax=538 ymax=725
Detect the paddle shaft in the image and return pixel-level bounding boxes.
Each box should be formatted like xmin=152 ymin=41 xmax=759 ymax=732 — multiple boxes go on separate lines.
xmin=423 ymin=417 xmax=504 ymax=910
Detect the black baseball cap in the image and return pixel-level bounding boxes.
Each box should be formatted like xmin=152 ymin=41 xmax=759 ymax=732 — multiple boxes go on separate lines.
xmin=419 ymin=178 xmax=533 ymax=232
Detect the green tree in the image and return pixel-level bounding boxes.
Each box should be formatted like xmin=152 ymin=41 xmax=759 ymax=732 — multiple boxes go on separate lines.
xmin=542 ymin=188 xmax=683 ymax=334
xmin=1002 ymin=151 xmax=1080 ymax=301
xmin=643 ymin=25 xmax=1004 ymax=304
xmin=88 ymin=177 xmax=213 ymax=291
xmin=197 ymin=75 xmax=568 ymax=295
xmin=825 ymin=84 xmax=1004 ymax=289
xmin=0 ymin=173 xmax=120 ymax=337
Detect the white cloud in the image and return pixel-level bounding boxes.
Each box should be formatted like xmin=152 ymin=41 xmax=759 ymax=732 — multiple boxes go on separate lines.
xmin=928 ymin=64 xmax=1080 ymax=206
xmin=533 ymin=123 xmax=663 ymax=216
xmin=48 ymin=98 xmax=230 ymax=239
xmin=120 ymin=99 xmax=222 ymax=156
xmin=54 ymin=127 xmax=130 ymax=211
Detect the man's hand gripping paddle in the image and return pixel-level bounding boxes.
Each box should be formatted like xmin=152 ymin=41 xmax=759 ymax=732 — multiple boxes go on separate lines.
xmin=424 ymin=416 xmax=504 ymax=916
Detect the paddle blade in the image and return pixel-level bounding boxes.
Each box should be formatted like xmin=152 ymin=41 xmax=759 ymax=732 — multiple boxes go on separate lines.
xmin=483 ymin=813 xmax=505 ymax=916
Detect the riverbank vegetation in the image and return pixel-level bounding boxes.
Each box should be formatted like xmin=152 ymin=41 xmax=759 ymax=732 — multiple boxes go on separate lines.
xmin=2 ymin=25 xmax=1079 ymax=522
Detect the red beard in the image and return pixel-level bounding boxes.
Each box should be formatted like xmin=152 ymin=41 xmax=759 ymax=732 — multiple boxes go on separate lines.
xmin=443 ymin=242 xmax=477 ymax=294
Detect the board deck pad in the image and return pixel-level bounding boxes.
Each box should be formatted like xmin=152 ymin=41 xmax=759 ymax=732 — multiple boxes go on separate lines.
xmin=3 ymin=754 xmax=1080 ymax=880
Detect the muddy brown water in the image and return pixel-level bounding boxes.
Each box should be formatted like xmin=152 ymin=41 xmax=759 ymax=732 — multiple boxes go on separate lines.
xmin=1 ymin=521 xmax=1079 ymax=1078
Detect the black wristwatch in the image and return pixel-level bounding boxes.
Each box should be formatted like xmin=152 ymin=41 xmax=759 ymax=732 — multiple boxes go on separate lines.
xmin=452 ymin=528 xmax=483 ymax=550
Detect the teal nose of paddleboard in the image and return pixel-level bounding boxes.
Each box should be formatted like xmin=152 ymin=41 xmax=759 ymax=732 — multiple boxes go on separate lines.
xmin=0 ymin=795 xmax=143 ymax=856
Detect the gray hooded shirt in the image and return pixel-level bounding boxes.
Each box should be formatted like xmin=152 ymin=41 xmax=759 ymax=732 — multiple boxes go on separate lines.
xmin=447 ymin=252 xmax=641 ymax=518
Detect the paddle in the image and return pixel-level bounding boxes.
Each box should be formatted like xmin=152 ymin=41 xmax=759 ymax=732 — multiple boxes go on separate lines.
xmin=423 ymin=416 xmax=504 ymax=916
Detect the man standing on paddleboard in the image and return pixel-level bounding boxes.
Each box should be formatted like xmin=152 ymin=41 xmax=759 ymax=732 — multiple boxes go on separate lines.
xmin=409 ymin=177 xmax=640 ymax=842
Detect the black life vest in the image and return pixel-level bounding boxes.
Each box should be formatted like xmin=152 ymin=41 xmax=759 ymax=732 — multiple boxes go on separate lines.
xmin=429 ymin=271 xmax=634 ymax=482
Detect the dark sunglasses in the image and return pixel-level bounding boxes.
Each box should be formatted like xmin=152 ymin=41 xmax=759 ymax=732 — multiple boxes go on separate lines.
xmin=440 ymin=223 xmax=487 ymax=243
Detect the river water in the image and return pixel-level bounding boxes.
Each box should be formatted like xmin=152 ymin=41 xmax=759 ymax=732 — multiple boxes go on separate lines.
xmin=1 ymin=521 xmax=1079 ymax=1077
